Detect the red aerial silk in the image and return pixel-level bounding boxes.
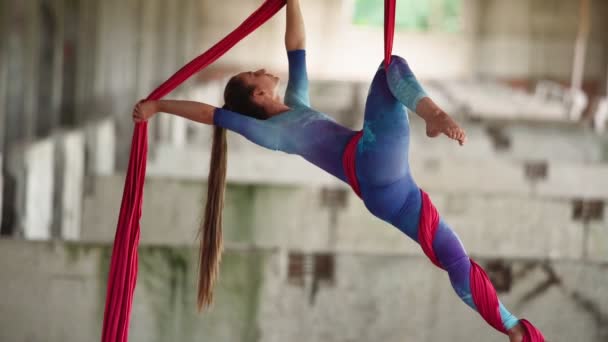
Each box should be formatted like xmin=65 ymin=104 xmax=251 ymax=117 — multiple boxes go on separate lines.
xmin=419 ymin=192 xmax=546 ymax=341
xmin=342 ymin=3 xmax=544 ymax=337
xmin=105 ymin=0 xmax=545 ymax=339
xmin=383 ymin=0 xmax=396 ymax=69
xmin=100 ymin=1 xmax=287 ymax=341
xmin=342 ymin=131 xmax=363 ymax=197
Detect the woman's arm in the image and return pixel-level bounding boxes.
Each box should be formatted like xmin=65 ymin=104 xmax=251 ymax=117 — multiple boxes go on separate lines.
xmin=132 ymin=100 xmax=216 ymax=125
xmin=132 ymin=100 xmax=283 ymax=150
xmin=283 ymin=0 xmax=309 ymax=107
xmin=285 ymin=0 xmax=305 ymax=51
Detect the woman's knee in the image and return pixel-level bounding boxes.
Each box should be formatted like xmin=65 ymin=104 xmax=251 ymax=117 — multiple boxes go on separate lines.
xmin=377 ymin=55 xmax=409 ymax=68
xmin=383 ymin=56 xmax=427 ymax=111
xmin=387 ymin=55 xmax=414 ymax=77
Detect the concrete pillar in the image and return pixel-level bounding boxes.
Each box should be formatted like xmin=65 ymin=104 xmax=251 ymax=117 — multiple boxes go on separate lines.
xmin=0 ymin=0 xmax=8 ymax=229
xmin=12 ymin=139 xmax=54 ymax=240
xmin=57 ymin=131 xmax=85 ymax=240
xmin=23 ymin=0 xmax=40 ymax=141
xmin=597 ymin=65 xmax=608 ymax=132
xmin=153 ymin=111 xmax=172 ymax=146
xmin=74 ymin=0 xmax=97 ymax=118
xmin=571 ymin=0 xmax=591 ymax=92
xmin=186 ymin=81 xmax=223 ymax=145
xmin=170 ymin=115 xmax=187 ymax=147
xmin=84 ymin=118 xmax=115 ymax=176
xmin=94 ymin=0 xmax=140 ymax=170
xmin=134 ymin=0 xmax=161 ymax=150
xmin=35 ymin=0 xmax=64 ymax=136
xmin=4 ymin=3 xmax=27 ymax=147
xmin=0 ymin=0 xmax=7 ymax=141
xmin=594 ymin=97 xmax=608 ymax=133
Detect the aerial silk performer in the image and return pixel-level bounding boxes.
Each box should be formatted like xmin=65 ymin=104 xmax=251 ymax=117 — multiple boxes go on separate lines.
xmin=112 ymin=0 xmax=546 ymax=341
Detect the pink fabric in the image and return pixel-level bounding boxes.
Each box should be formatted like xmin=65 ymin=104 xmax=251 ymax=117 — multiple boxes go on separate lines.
xmin=384 ymin=0 xmax=396 ymax=69
xmin=101 ymin=1 xmax=287 ymax=342
xmin=417 ymin=191 xmax=545 ymax=341
xmin=521 ymin=319 xmax=546 ymax=342
xmin=417 ymin=191 xmax=442 ymax=268
xmin=470 ymin=259 xmax=508 ymax=333
xmin=342 ymin=131 xmax=363 ymax=198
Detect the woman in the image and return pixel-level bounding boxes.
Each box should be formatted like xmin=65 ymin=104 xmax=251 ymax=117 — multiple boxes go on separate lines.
xmin=133 ymin=1 xmax=537 ymax=340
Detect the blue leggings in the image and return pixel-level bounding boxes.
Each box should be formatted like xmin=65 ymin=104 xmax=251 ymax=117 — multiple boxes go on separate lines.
xmin=356 ymin=56 xmax=519 ymax=330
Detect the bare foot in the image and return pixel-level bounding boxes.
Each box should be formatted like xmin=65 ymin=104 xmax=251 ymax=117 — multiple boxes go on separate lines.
xmin=424 ymin=110 xmax=467 ymax=145
xmin=507 ymin=323 xmax=525 ymax=342
xmin=415 ymin=97 xmax=467 ymax=145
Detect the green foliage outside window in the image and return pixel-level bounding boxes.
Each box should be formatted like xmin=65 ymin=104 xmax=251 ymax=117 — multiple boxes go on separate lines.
xmin=353 ymin=0 xmax=461 ymax=32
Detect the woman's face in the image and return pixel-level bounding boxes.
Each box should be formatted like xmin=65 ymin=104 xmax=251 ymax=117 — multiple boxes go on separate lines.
xmin=238 ymin=69 xmax=281 ymax=101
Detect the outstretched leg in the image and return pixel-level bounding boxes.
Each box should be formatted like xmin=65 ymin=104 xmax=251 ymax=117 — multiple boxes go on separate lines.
xmin=356 ymin=62 xmax=421 ymax=229
xmin=386 ymin=56 xmax=467 ymax=145
xmin=431 ymin=218 xmax=527 ymax=339
xmin=357 ymin=56 xmax=535 ymax=340
xmin=357 ymin=56 xmax=468 ymax=236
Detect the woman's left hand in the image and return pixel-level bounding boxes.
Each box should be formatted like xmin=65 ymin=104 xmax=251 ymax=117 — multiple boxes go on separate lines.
xmin=132 ymin=100 xmax=159 ymax=123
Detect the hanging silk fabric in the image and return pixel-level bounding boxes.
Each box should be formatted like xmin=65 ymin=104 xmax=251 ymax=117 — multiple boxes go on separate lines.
xmin=102 ymin=0 xmax=544 ymax=341
xmin=100 ymin=1 xmax=286 ymax=341
xmin=384 ymin=0 xmax=396 ymax=69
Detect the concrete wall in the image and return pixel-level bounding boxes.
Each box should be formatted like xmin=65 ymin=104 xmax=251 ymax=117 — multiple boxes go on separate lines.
xmin=1 ymin=240 xmax=606 ymax=342
xmin=476 ymin=0 xmax=608 ymax=81
xmin=56 ymin=131 xmax=85 ymax=240
xmin=81 ymin=175 xmax=608 ymax=263
xmin=0 ymin=240 xmax=267 ymax=342
xmin=5 ymin=139 xmax=55 ymax=239
xmin=0 ymin=0 xmax=7 ymax=230
xmin=2 ymin=119 xmax=112 ymax=239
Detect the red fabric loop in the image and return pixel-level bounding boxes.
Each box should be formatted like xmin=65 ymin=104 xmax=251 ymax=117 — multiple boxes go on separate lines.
xmin=101 ymin=1 xmax=287 ymax=341
xmin=521 ymin=319 xmax=546 ymax=342
xmin=418 ymin=192 xmax=545 ymax=341
xmin=417 ymin=190 xmax=442 ymax=269
xmin=470 ymin=259 xmax=508 ymax=334
xmin=342 ymin=131 xmax=363 ymax=198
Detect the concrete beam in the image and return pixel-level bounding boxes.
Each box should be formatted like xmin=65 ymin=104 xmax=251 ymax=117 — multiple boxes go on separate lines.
xmin=57 ymin=131 xmax=85 ymax=240
xmin=146 ymin=145 xmax=608 ymax=200
xmin=84 ymin=118 xmax=115 ymax=176
xmin=6 ymin=139 xmax=56 ymax=239
xmin=82 ymin=175 xmax=603 ymax=261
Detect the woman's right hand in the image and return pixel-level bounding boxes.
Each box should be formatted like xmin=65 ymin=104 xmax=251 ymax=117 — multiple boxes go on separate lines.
xmin=132 ymin=100 xmax=159 ymax=123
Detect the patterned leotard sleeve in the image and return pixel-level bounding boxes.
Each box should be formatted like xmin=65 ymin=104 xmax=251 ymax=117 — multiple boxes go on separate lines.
xmin=284 ymin=49 xmax=310 ymax=108
xmin=213 ymin=107 xmax=282 ymax=151
xmin=213 ymin=49 xmax=356 ymax=180
xmin=212 ymin=49 xmax=312 ymax=152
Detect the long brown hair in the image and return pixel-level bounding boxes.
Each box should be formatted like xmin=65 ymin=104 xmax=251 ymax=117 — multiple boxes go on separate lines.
xmin=197 ymin=74 xmax=269 ymax=311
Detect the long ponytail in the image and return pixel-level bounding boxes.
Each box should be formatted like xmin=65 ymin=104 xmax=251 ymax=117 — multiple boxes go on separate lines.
xmin=197 ymin=123 xmax=227 ymax=311
xmin=197 ymin=75 xmax=270 ymax=311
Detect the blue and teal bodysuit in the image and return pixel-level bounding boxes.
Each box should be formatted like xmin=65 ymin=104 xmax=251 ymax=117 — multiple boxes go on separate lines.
xmin=213 ymin=50 xmax=519 ymax=331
